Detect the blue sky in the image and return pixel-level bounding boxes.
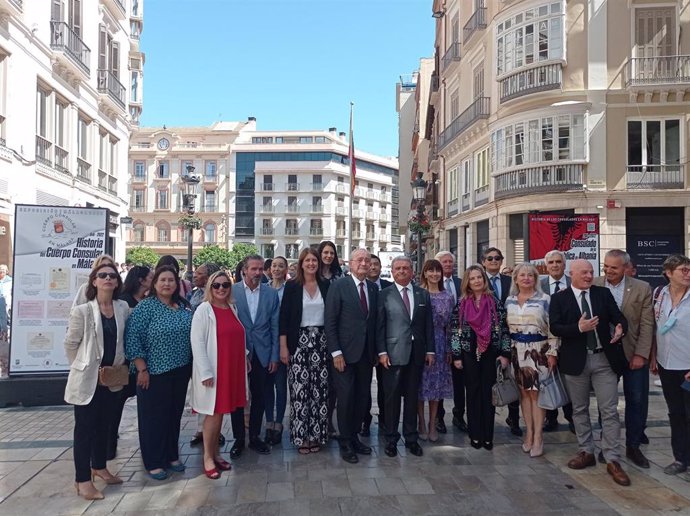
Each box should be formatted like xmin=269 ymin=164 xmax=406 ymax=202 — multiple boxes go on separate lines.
xmin=139 ymin=0 xmax=434 ymax=158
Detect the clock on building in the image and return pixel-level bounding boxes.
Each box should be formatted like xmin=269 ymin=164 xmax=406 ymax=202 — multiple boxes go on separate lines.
xmin=157 ymin=138 xmax=170 ymax=150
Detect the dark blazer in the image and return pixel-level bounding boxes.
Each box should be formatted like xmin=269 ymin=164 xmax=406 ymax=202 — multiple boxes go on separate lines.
xmin=324 ymin=276 xmax=378 ymax=364
xmin=278 ymin=279 xmax=330 ymax=354
xmin=540 ymin=275 xmax=571 ymax=295
xmin=379 ymin=278 xmax=393 ymax=290
xmin=443 ymin=275 xmax=461 ymax=302
xmin=488 ymin=273 xmax=512 ymax=304
xmin=376 ymin=284 xmax=434 ymax=366
xmin=232 ymin=282 xmax=280 ymax=367
xmin=549 ymin=285 xmax=629 ymax=376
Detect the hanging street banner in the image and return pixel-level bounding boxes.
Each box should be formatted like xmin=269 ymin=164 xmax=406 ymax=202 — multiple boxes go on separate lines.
xmin=529 ymin=213 xmax=600 ymax=275
xmin=9 ymin=205 xmax=108 ymax=375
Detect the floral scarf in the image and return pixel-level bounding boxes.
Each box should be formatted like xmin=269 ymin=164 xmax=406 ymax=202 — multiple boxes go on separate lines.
xmin=459 ymin=294 xmax=497 ymax=356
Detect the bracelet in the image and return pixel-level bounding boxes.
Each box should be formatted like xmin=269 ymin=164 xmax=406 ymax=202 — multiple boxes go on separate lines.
xmin=138 ymin=368 xmax=148 ymax=374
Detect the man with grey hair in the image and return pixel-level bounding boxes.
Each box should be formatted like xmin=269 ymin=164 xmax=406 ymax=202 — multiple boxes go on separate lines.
xmin=325 ymin=248 xmax=378 ymax=463
xmin=434 ymin=251 xmax=467 ymax=434
xmin=377 ymin=255 xmax=434 ymax=457
xmin=594 ymin=249 xmax=654 ymax=468
xmin=540 ymin=250 xmax=574 ymax=433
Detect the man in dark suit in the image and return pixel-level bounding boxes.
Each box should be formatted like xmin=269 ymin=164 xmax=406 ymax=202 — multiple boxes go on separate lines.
xmin=540 ymin=250 xmax=574 ymax=433
xmin=481 ymin=247 xmax=522 ymax=437
xmin=230 ymin=255 xmax=280 ymax=457
xmin=549 ymin=259 xmax=631 ymax=486
xmin=377 ymin=256 xmax=434 ymax=457
xmin=360 ymin=254 xmax=391 ymax=436
xmin=434 ymin=251 xmax=466 ymax=434
xmin=325 ymin=249 xmax=378 ymax=463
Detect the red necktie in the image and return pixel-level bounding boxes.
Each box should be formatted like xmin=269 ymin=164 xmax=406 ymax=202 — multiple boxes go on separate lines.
xmin=402 ymin=287 xmax=411 ymax=317
xmin=359 ymin=282 xmax=368 ymax=317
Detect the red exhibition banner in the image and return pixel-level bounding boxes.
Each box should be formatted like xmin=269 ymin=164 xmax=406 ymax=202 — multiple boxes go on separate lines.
xmin=528 ymin=213 xmax=600 ymax=275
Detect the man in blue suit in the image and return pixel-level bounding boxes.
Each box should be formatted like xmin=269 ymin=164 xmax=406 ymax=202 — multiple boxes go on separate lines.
xmin=230 ymin=255 xmax=280 ymax=457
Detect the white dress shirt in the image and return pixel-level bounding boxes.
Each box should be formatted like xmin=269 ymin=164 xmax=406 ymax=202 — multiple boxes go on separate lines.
xmin=570 ymin=285 xmax=602 ymax=349
xmin=444 ymin=276 xmax=457 ymax=303
xmin=605 ymin=279 xmax=625 ymax=310
xmin=549 ymin=276 xmax=566 ymax=295
xmin=351 ymin=274 xmax=369 ymax=308
xmin=394 ymin=282 xmax=414 ymax=319
xmin=243 ymin=281 xmax=260 ymax=323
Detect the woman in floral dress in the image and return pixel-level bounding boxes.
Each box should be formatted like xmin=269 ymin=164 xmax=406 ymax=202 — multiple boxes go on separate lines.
xmin=418 ymin=259 xmax=455 ymax=442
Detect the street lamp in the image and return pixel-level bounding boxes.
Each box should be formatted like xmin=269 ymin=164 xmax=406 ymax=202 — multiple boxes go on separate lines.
xmin=180 ymin=164 xmax=200 ymax=281
xmin=411 ymin=172 xmax=428 ymax=275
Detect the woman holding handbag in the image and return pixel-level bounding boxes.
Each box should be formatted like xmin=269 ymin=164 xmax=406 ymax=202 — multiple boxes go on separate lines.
xmin=190 ymin=271 xmax=249 ymax=479
xmin=64 ymin=263 xmax=130 ymax=501
xmin=451 ymin=264 xmax=511 ymax=450
xmin=505 ymin=263 xmax=558 ymax=458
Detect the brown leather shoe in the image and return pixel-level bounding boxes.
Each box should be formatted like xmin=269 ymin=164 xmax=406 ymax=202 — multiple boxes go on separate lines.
xmin=626 ymin=446 xmax=650 ymax=469
xmin=567 ymin=451 xmax=596 ymax=469
xmin=607 ymin=461 xmax=631 ymax=486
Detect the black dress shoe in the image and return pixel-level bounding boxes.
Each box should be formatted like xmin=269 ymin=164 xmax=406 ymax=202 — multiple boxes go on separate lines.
xmin=384 ymin=443 xmax=398 ymax=457
xmin=640 ymin=433 xmax=650 ymax=445
xmin=405 ymin=441 xmax=423 ymax=457
xmin=248 ymin=437 xmax=271 ymax=454
xmin=218 ymin=433 xmax=226 ymax=446
xmin=264 ymin=429 xmax=274 ymax=445
xmin=190 ymin=433 xmax=203 ymax=446
xmin=352 ymin=439 xmax=372 ymax=455
xmin=230 ymin=441 xmax=245 ymax=459
xmin=598 ymin=451 xmax=606 ymax=464
xmin=435 ymin=418 xmax=447 ymax=434
xmin=340 ymin=444 xmax=358 ymax=464
xmin=270 ymin=428 xmax=283 ymax=446
xmin=482 ymin=441 xmax=493 ymax=451
xmin=452 ymin=416 xmax=468 ymax=433
xmin=626 ymin=446 xmax=650 ymax=468
xmin=470 ymin=440 xmax=482 ymax=449
xmin=543 ymin=419 xmax=559 ymax=432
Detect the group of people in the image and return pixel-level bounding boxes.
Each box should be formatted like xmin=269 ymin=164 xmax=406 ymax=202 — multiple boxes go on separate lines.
xmin=61 ymin=241 xmax=690 ymax=500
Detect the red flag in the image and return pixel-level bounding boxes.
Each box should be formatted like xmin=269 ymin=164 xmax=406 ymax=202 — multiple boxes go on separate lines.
xmin=349 ymin=104 xmax=356 ymax=194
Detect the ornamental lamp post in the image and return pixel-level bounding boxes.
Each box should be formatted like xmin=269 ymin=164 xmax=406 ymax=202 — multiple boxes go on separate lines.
xmin=411 ymin=172 xmax=428 ymax=275
xmin=180 ymin=164 xmax=200 ymax=281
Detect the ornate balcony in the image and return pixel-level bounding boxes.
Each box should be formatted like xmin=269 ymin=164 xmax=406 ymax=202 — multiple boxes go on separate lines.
xmin=36 ymin=136 xmax=52 ymax=166
xmin=441 ymin=42 xmax=461 ymax=73
xmin=494 ymin=163 xmax=584 ymax=200
xmin=97 ymin=69 xmax=126 ymax=111
xmin=50 ymin=21 xmax=90 ymax=78
xmin=461 ymin=192 xmax=471 ymax=212
xmin=259 ymin=228 xmax=274 ymax=236
xmin=463 ymin=7 xmax=487 ymax=44
xmin=438 ymin=97 xmax=490 ymax=150
xmin=447 ymin=199 xmax=458 ymax=217
xmin=102 ymin=0 xmax=126 ymax=20
xmin=259 ymin=183 xmax=274 ymax=191
xmin=474 ymin=185 xmax=489 ymax=206
xmin=76 ymin=157 xmax=92 ymax=184
xmin=625 ymin=56 xmax=690 ymax=89
xmin=309 ymin=228 xmax=324 ymax=237
xmin=499 ymin=63 xmax=562 ymax=103
xmin=626 ymin=165 xmax=684 ymax=190
xmin=259 ymin=205 xmax=275 ymax=214
xmin=285 ymin=228 xmax=299 ymax=236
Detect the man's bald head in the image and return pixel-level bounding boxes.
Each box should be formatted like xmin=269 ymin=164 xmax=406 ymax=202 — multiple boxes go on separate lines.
xmin=570 ymin=259 xmax=594 ymax=290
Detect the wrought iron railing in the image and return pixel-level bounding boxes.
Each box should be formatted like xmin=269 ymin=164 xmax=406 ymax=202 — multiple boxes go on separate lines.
xmin=50 ymin=21 xmax=90 ymax=74
xmin=438 ymin=97 xmax=490 ymax=149
xmin=626 ymin=56 xmax=690 ymax=87
xmin=500 ymin=63 xmax=562 ymax=103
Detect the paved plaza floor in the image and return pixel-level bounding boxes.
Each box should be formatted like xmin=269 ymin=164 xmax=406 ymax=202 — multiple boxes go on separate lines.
xmin=0 ymin=378 xmax=688 ymax=515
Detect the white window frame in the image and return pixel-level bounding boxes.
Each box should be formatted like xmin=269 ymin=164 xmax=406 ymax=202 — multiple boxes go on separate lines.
xmin=475 ymin=147 xmax=490 ymax=189
xmin=448 ymin=166 xmax=459 ymax=201
xmin=626 ymin=117 xmax=683 ymax=169
xmin=134 ymin=160 xmax=146 ymax=178
xmin=204 ymin=223 xmax=216 ymax=243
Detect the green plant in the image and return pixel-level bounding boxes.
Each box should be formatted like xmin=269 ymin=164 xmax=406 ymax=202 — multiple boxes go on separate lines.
xmin=192 ymin=242 xmax=259 ymax=270
xmin=178 ymin=214 xmax=202 ymax=230
xmin=228 ymin=242 xmax=259 ymax=271
xmin=126 ymin=246 xmax=160 ymax=267
xmin=408 ymin=212 xmax=431 ymax=234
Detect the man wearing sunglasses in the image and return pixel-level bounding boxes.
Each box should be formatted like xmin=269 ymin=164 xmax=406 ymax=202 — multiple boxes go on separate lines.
xmin=231 ymin=255 xmax=280 ymax=457
xmin=481 ymin=247 xmax=522 ymax=437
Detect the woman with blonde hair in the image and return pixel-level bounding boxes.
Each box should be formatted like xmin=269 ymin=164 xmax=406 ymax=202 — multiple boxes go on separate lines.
xmin=190 ymin=270 xmax=249 ymax=479
xmin=505 ymin=262 xmax=558 ymax=457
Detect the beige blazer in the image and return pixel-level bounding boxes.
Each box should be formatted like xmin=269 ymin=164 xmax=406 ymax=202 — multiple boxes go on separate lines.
xmin=190 ymin=301 xmax=247 ymax=415
xmin=64 ymin=299 xmax=130 ymax=405
xmin=593 ymin=276 xmax=654 ymax=361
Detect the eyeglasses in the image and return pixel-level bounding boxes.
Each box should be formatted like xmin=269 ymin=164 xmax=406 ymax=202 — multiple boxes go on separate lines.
xmin=211 ymin=282 xmax=231 ymax=290
xmin=485 ymin=256 xmax=503 ymax=262
xmin=96 ymin=272 xmax=118 ymax=280
xmin=675 ymin=267 xmax=690 ymax=275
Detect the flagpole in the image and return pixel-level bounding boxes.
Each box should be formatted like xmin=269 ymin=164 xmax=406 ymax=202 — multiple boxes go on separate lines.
xmin=348 ymin=101 xmax=354 ymax=255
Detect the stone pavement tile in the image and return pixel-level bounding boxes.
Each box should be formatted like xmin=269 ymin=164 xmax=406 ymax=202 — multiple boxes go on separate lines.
xmin=425 ymin=474 xmax=460 ymax=493
xmin=267 ymin=466 xmax=307 ymax=483
xmin=0 ymin=493 xmax=93 ymax=515
xmin=203 ymin=485 xmax=239 ymax=507
xmin=321 ymin=478 xmax=352 ymax=498
xmin=308 ymin=497 xmax=342 ymax=515
xmin=307 ymin=467 xmax=346 ymax=482
xmin=453 ymin=474 xmax=483 ymax=493
xmin=175 ymin=486 xmax=212 ymax=509
xmin=112 ymin=491 xmax=155 ymax=512
xmin=235 ymin=480 xmax=267 ymax=504
xmin=338 ymin=494 xmax=402 ymax=516
xmin=83 ymin=493 xmax=126 ymax=514
xmin=0 ymin=459 xmax=50 ymax=502
xmin=400 ymin=477 xmax=434 ymax=495
xmin=0 ymin=449 xmax=40 ymax=461
xmin=374 ymin=477 xmax=407 ymax=495
xmin=348 ymin=478 xmax=379 ymax=496
xmin=277 ymin=499 xmax=310 ymax=516
xmin=146 ymin=487 xmax=183 ymax=509
xmin=591 ymin=486 xmax=690 ymax=512
xmin=264 ymin=481 xmax=294 ymax=502
xmin=293 ymin=479 xmax=323 ymax=499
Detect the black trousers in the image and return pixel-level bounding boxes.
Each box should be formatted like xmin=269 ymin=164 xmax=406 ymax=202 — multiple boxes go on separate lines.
xmin=230 ymin=408 xmax=246 ymax=442
xmin=438 ymin=365 xmax=466 ymax=422
xmin=106 ymin=374 xmax=136 ymax=459
xmin=462 ymin=348 xmax=497 ymax=443
xmin=659 ymin=365 xmax=690 ymax=465
xmin=332 ymin=355 xmax=373 ymax=444
xmin=546 ymin=402 xmax=573 ymax=424
xmin=136 ymin=364 xmax=191 ymax=471
xmin=73 ymin=386 xmax=119 ymax=482
xmin=382 ymin=362 xmax=423 ymax=445
xmin=232 ymin=354 xmax=270 ymax=441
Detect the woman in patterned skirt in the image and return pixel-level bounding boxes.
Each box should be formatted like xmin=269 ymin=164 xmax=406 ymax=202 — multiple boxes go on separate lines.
xmin=505 ymin=263 xmax=558 ymax=458
xmin=279 ymin=248 xmax=330 ymax=453
xmin=417 ymin=259 xmax=454 ymax=442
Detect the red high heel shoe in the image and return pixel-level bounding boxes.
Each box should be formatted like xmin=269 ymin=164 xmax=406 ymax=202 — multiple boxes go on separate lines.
xmin=214 ymin=458 xmax=232 ymax=471
xmin=204 ymin=467 xmax=220 ymax=480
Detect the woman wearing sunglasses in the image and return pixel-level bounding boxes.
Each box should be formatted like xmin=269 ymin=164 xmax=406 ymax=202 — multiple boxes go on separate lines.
xmin=64 ymin=263 xmax=130 ymax=500
xmin=190 ymin=271 xmax=249 ymax=479
xmin=125 ymin=265 xmax=193 ymax=480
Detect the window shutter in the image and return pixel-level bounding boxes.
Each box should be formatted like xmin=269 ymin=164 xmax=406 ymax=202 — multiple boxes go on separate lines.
xmin=51 ymin=0 xmax=63 ymax=21
xmin=98 ymin=25 xmax=107 ymax=71
xmin=111 ymin=42 xmax=120 ymax=78
xmin=70 ymin=0 xmax=81 ymax=36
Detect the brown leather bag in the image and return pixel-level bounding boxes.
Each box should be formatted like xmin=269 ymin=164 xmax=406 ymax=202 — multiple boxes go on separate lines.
xmin=98 ymin=365 xmax=129 ymax=387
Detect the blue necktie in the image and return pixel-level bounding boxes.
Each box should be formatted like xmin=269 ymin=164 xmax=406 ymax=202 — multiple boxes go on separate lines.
xmin=491 ymin=276 xmax=499 ymax=299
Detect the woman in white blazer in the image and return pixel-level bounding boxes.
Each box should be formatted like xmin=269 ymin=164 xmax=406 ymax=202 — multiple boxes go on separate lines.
xmin=191 ymin=270 xmax=248 ymax=479
xmin=64 ymin=263 xmax=130 ymax=501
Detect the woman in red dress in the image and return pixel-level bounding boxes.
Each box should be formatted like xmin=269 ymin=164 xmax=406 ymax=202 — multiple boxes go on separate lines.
xmin=191 ymin=271 xmax=249 ymax=479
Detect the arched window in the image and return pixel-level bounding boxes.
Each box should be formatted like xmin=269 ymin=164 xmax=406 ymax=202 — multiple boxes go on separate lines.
xmin=204 ymin=222 xmax=216 ymax=243
xmin=156 ymin=221 xmax=170 ymax=242
xmin=179 ymin=226 xmax=188 ymax=242
xmin=133 ymin=222 xmax=145 ymax=242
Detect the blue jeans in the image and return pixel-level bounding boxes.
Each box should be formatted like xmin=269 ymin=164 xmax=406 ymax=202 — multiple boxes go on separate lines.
xmin=265 ymin=362 xmax=287 ymax=426
xmin=622 ymin=363 xmax=649 ymax=448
